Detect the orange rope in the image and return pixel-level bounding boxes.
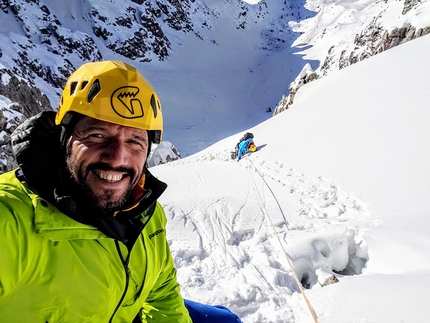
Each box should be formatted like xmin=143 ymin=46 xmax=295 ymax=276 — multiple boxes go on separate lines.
xmin=246 ymin=158 xmax=319 ymax=323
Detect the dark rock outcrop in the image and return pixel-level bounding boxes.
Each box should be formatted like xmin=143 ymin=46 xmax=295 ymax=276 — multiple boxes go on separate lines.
xmin=273 ymin=64 xmax=317 ymax=115
xmin=0 ymin=69 xmax=53 ymax=172
xmin=0 ymin=69 xmax=52 ymax=118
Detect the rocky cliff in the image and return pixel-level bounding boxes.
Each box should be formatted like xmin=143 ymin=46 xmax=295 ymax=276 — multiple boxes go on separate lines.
xmin=274 ymin=0 xmax=430 ymax=115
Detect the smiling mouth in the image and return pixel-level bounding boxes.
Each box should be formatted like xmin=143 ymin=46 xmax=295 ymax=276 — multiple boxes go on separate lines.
xmin=94 ymin=170 xmax=127 ymax=183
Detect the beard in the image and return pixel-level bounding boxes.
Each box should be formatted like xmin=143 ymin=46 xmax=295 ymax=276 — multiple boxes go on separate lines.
xmin=65 ymin=149 xmax=139 ymax=215
xmin=83 ymin=166 xmax=133 ymax=211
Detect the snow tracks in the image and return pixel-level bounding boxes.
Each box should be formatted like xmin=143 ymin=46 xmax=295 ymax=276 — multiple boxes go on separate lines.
xmin=153 ymin=150 xmax=375 ymax=322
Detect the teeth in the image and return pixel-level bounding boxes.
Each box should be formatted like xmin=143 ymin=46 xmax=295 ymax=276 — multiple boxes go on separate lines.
xmin=95 ymin=171 xmax=123 ymax=182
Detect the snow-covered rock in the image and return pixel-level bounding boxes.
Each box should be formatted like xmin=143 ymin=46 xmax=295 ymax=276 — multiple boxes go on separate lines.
xmin=148 ymin=141 xmax=181 ymax=168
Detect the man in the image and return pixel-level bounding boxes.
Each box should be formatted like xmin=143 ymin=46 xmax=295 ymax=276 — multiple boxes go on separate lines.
xmin=236 ymin=133 xmax=257 ymax=161
xmin=0 ymin=61 xmax=241 ymax=322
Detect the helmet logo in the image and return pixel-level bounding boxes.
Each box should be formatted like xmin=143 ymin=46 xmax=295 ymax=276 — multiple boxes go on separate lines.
xmin=111 ymin=86 xmax=144 ymax=119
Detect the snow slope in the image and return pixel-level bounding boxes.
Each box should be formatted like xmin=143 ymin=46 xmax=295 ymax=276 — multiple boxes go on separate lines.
xmin=151 ymin=34 xmax=430 ymax=322
xmin=1 ymin=0 xmax=430 ymax=322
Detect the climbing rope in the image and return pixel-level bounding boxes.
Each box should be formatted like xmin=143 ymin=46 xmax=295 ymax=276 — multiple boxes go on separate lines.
xmin=245 ymin=157 xmax=319 ymax=323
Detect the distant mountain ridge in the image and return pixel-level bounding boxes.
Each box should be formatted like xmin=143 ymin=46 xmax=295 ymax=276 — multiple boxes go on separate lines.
xmin=0 ymin=0 xmax=278 ymax=171
xmin=0 ymin=0 xmax=278 ymax=100
xmin=0 ymin=0 xmax=429 ymax=171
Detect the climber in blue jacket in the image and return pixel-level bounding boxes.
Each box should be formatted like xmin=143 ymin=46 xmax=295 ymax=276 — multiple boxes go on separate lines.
xmin=237 ymin=137 xmax=257 ymax=160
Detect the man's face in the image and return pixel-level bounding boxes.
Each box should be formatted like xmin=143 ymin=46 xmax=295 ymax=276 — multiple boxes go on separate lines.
xmin=65 ymin=116 xmax=149 ymax=212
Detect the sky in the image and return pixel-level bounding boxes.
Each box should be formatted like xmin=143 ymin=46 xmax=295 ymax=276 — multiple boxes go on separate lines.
xmin=150 ymin=34 xmax=430 ymax=322
xmin=1 ymin=0 xmax=430 ymax=322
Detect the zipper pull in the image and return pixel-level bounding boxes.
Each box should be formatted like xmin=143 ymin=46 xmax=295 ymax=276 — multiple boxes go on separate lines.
xmin=124 ymin=264 xmax=132 ymax=277
xmin=124 ymin=263 xmax=140 ymax=291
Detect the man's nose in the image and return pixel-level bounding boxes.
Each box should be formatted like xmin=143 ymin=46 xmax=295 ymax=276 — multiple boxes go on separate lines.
xmin=101 ymin=140 xmax=128 ymax=165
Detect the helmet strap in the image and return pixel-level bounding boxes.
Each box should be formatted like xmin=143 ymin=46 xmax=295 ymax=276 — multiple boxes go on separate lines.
xmin=59 ymin=112 xmax=84 ymax=150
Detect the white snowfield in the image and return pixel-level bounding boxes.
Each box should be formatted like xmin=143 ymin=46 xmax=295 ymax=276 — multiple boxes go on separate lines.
xmin=152 ymin=34 xmax=430 ymax=322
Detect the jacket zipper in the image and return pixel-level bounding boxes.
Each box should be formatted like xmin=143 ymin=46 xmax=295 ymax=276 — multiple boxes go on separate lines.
xmin=109 ymin=240 xmax=131 ymax=323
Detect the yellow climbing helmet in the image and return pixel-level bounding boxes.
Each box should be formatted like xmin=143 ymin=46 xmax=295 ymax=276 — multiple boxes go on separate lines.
xmin=56 ymin=60 xmax=163 ymax=143
xmin=249 ymin=143 xmax=257 ymax=152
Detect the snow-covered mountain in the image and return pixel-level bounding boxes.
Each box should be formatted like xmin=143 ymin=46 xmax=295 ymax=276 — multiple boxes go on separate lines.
xmin=1 ymin=0 xmax=429 ymax=171
xmin=1 ymin=1 xmax=430 ymax=322
xmin=273 ymin=0 xmax=430 ymax=113
xmin=0 ymin=0 xmax=306 ymax=168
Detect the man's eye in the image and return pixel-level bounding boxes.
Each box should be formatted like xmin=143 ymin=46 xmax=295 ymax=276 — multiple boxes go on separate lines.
xmin=127 ymin=140 xmax=147 ymax=150
xmin=89 ymin=133 xmax=104 ymax=138
xmin=129 ymin=140 xmax=144 ymax=147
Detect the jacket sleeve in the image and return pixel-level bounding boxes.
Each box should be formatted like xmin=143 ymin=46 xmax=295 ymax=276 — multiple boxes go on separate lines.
xmin=141 ymin=254 xmax=191 ymax=322
xmin=0 ymin=203 xmax=18 ymax=299
xmin=139 ymin=205 xmax=192 ymax=323
xmin=237 ymin=143 xmax=244 ymax=159
xmin=0 ymin=187 xmax=32 ymax=300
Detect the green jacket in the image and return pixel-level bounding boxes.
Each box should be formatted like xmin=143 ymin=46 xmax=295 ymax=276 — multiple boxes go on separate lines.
xmin=0 ymin=169 xmax=191 ymax=322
